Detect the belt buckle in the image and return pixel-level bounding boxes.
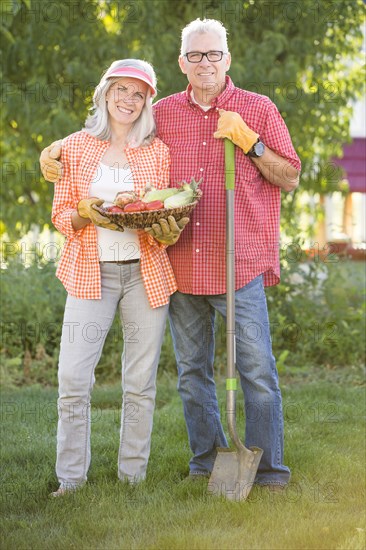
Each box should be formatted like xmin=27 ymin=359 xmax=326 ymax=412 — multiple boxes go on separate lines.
xmin=100 ymin=259 xmax=139 ymax=265
xmin=117 ymin=259 xmax=139 ymax=265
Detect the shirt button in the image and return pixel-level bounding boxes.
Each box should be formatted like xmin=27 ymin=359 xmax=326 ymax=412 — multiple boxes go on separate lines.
xmin=196 ymin=222 xmax=200 ymax=226
xmin=199 ymin=168 xmax=204 ymax=172
xmin=204 ymin=115 xmax=208 ymax=119
xmin=195 ymin=249 xmax=200 ymax=253
xmin=203 ymin=142 xmax=207 ymax=146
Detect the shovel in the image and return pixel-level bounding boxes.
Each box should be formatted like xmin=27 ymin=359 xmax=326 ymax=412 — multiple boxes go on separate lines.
xmin=208 ymin=139 xmax=263 ymax=502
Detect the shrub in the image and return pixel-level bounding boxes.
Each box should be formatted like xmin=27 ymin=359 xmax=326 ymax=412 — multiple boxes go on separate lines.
xmin=266 ymin=255 xmax=365 ymax=372
xmin=1 ymin=258 xmax=65 ymax=386
xmin=1 ymin=254 xmax=364 ymax=388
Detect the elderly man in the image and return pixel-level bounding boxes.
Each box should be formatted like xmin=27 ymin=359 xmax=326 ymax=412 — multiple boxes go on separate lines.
xmin=40 ymin=18 xmax=300 ymax=490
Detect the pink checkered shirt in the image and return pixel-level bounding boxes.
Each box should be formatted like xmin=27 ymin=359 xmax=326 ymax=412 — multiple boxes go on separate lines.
xmin=154 ymin=76 xmax=301 ymax=294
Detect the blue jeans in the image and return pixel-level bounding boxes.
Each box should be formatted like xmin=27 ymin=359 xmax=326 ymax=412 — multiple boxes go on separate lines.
xmin=168 ymin=275 xmax=290 ymax=485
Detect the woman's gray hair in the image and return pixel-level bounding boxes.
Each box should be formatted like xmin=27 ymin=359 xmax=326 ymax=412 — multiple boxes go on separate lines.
xmin=180 ymin=18 xmax=229 ymax=56
xmin=84 ymin=59 xmax=157 ymax=147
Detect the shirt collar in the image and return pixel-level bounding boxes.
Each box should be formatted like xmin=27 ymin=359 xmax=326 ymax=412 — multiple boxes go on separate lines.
xmin=190 ymin=90 xmax=211 ymax=111
xmin=184 ymin=76 xmax=236 ymax=110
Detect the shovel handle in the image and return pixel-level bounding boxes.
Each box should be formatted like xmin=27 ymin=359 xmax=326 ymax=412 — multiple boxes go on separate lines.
xmin=224 ymin=138 xmax=242 ymax=451
xmin=225 ymin=139 xmax=235 ymax=190
xmin=225 ymin=137 xmax=236 ymax=384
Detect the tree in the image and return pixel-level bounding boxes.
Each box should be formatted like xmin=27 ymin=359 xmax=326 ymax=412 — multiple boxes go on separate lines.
xmin=1 ymin=0 xmax=365 ymax=238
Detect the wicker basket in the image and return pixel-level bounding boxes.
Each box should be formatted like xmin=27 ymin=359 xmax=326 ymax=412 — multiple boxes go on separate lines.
xmin=94 ymin=190 xmax=202 ymax=231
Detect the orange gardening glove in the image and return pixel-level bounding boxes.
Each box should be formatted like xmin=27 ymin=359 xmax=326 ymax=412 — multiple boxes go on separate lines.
xmin=214 ymin=109 xmax=259 ymax=154
xmin=78 ymin=198 xmax=119 ymax=231
xmin=145 ymin=216 xmax=190 ymax=245
xmin=39 ymin=139 xmax=63 ymax=182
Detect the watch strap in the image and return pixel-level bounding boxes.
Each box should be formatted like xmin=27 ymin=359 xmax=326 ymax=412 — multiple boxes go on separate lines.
xmin=247 ymin=139 xmax=265 ymax=158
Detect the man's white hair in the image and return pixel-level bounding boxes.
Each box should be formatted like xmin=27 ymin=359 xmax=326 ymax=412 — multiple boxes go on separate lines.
xmin=180 ymin=18 xmax=229 ymax=56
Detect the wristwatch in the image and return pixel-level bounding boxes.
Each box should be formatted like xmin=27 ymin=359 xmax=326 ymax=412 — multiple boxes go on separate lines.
xmin=247 ymin=139 xmax=265 ymax=158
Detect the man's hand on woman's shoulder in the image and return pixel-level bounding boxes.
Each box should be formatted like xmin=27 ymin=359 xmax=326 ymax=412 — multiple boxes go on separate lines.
xmin=40 ymin=139 xmax=63 ymax=182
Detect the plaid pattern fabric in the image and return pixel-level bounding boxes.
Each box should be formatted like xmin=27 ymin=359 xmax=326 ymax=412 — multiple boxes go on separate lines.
xmin=154 ymin=76 xmax=301 ymax=294
xmin=52 ymin=131 xmax=177 ymax=307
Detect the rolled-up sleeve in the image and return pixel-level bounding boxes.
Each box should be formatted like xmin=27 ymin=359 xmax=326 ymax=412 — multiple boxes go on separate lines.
xmin=262 ymin=102 xmax=301 ymax=172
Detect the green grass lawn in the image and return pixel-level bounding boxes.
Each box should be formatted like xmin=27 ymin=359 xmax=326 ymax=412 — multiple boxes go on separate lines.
xmin=1 ymin=367 xmax=365 ymax=550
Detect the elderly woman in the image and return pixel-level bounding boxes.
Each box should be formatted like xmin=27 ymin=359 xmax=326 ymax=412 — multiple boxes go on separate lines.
xmin=51 ymin=59 xmax=187 ymax=496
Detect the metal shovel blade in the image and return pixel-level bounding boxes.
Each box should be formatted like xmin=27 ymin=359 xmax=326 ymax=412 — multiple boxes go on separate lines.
xmin=208 ymin=445 xmax=263 ymax=501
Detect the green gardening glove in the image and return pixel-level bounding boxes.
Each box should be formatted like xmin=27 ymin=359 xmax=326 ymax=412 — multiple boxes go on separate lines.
xmin=77 ymin=198 xmax=120 ymax=231
xmin=145 ymin=216 xmax=190 ymax=245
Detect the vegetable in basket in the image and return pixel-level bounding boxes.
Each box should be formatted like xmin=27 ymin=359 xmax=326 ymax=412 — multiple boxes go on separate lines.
xmin=164 ymin=190 xmax=194 ymax=208
xmin=124 ymin=200 xmax=147 ymax=212
xmin=114 ymin=191 xmax=138 ymax=207
xmin=164 ymin=178 xmax=201 ymax=209
xmin=142 ymin=188 xmax=179 ymax=203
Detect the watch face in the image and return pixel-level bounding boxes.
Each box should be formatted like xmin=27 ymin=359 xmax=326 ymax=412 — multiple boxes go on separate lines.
xmin=254 ymin=141 xmax=265 ymax=156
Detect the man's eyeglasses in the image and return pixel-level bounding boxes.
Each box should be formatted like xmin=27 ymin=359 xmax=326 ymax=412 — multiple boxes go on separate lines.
xmin=184 ymin=51 xmax=227 ymax=63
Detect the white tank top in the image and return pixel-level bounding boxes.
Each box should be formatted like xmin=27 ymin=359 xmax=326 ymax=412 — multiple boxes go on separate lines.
xmin=88 ymin=162 xmax=140 ymax=261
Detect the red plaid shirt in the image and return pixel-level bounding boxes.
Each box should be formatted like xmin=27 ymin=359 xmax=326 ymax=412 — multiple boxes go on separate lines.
xmin=52 ymin=131 xmax=177 ymax=307
xmin=154 ymin=77 xmax=301 ymax=294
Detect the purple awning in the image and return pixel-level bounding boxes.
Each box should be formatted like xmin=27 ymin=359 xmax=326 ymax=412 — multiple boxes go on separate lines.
xmin=333 ymin=138 xmax=366 ymax=193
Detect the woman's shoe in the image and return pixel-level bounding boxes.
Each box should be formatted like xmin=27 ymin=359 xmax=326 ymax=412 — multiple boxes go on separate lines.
xmin=49 ymin=485 xmax=80 ymax=498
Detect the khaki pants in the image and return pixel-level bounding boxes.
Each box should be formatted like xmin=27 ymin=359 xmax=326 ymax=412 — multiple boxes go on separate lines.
xmin=56 ymin=262 xmax=168 ymax=488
